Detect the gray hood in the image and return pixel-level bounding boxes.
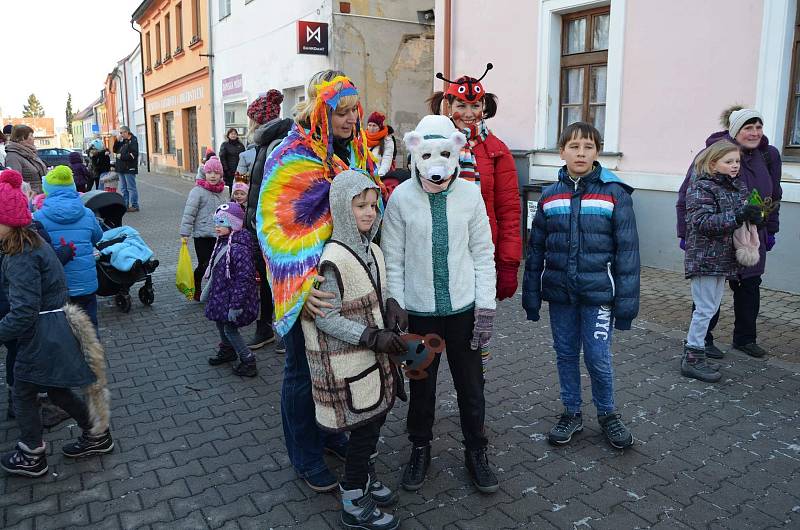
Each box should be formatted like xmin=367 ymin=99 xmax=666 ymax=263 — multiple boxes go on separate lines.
xmin=329 ymin=170 xmax=382 ymax=257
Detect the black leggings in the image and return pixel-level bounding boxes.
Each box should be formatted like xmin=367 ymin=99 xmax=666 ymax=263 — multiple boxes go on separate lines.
xmin=253 ymin=247 xmax=275 ymax=326
xmin=344 ymin=415 xmax=386 ymax=490
xmin=194 ymin=237 xmax=217 ymax=296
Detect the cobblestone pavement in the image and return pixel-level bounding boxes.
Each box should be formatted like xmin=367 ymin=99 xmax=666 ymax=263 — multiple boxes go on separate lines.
xmin=1 ymin=171 xmax=799 ymax=529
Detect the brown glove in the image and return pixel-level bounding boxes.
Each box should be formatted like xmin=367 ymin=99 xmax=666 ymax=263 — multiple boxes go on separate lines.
xmin=359 ymin=326 xmax=407 ymax=354
xmin=385 ymin=298 xmax=408 ymax=332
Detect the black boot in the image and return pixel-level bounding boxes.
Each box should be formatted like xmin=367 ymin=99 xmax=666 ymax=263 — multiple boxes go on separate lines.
xmin=0 ymin=441 xmax=48 ymax=477
xmin=208 ymin=343 xmax=237 ymax=366
xmin=681 ymin=344 xmax=721 ymax=383
xmin=464 ymin=447 xmax=499 ymax=493
xmin=401 ymin=444 xmax=430 ymax=491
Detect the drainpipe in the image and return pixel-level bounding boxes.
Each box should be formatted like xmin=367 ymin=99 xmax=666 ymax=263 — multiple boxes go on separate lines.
xmin=131 ymin=19 xmax=150 ymax=172
xmin=205 ymin=0 xmax=216 ymax=151
xmin=443 ymin=0 xmax=452 ymax=87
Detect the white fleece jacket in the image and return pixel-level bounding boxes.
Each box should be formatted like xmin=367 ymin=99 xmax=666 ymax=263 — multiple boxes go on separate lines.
xmin=380 ymin=177 xmax=496 ymax=315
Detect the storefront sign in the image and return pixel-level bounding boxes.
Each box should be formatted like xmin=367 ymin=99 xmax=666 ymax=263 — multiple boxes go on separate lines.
xmin=149 ymin=86 xmax=205 ymax=112
xmin=297 ymin=21 xmax=328 ymax=55
xmin=222 ymin=74 xmax=243 ymax=97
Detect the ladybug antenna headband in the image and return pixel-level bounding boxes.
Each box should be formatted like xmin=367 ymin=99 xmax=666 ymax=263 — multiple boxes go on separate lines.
xmin=436 ymin=63 xmax=493 ymax=103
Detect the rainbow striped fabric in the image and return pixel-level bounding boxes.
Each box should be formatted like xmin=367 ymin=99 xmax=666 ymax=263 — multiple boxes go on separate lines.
xmin=256 ymin=126 xmax=376 ymax=336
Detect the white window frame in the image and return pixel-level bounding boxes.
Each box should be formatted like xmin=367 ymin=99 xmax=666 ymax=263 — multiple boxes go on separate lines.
xmin=754 ymin=0 xmax=796 ymax=155
xmin=219 ymin=0 xmax=231 ymax=20
xmin=534 ymin=0 xmax=625 ymax=152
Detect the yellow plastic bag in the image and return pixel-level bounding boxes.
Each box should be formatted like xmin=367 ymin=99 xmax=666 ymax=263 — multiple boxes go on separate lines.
xmin=176 ymin=239 xmax=195 ymax=300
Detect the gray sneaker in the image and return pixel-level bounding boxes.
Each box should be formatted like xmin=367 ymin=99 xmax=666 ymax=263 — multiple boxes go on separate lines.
xmin=548 ymin=410 xmax=583 ymax=445
xmin=598 ymin=412 xmax=634 ymax=449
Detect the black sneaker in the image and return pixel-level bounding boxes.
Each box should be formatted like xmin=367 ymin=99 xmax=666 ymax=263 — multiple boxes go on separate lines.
xmin=208 ymin=343 xmax=237 ymax=366
xmin=232 ymin=362 xmax=258 ymax=378
xmin=340 ymin=484 xmax=400 ymax=530
xmin=464 ymin=448 xmax=499 ymax=493
xmin=734 ymin=342 xmax=767 ymax=358
xmin=401 ymin=444 xmax=430 ymax=491
xmin=598 ymin=412 xmax=634 ymax=449
xmin=548 ymin=411 xmax=583 ymax=445
xmin=62 ymin=430 xmax=115 ymax=458
xmin=705 ymin=341 xmax=725 ymax=359
xmin=303 ymin=467 xmax=339 ymax=493
xmin=368 ymin=476 xmax=399 ymax=507
xmin=1 ymin=441 xmax=48 ymax=477
xmin=247 ymin=324 xmax=275 ymax=350
xmin=275 ymin=336 xmax=286 ymax=354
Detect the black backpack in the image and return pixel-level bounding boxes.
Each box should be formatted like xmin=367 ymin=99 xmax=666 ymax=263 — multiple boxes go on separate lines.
xmin=245 ymin=118 xmax=293 ymax=232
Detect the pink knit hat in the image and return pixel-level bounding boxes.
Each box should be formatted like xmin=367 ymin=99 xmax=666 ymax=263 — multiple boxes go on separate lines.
xmin=232 ymin=180 xmax=249 ymax=194
xmin=203 ymin=156 xmax=223 ymax=175
xmin=0 ymin=169 xmax=33 ymax=227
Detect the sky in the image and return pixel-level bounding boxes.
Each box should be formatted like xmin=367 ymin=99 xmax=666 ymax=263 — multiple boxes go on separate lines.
xmin=1 ymin=0 xmax=143 ymax=129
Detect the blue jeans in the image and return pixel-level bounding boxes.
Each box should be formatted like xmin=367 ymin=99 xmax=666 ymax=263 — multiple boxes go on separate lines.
xmin=216 ymin=322 xmax=254 ymax=364
xmin=549 ymin=303 xmax=616 ymax=415
xmin=120 ymin=172 xmax=139 ymax=208
xmin=281 ymin=320 xmax=347 ymax=478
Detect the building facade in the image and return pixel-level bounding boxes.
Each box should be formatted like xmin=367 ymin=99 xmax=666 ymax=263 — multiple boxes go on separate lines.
xmin=2 ymin=117 xmax=59 ymax=148
xmin=133 ymin=0 xmax=212 ymax=175
xmin=209 ymin=0 xmax=434 ymax=161
xmin=434 ymin=0 xmax=800 ymax=293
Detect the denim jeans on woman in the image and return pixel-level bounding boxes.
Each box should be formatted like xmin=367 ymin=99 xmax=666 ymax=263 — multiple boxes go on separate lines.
xmin=548 ymin=303 xmax=616 ymax=415
xmin=281 ymin=320 xmax=347 ymax=478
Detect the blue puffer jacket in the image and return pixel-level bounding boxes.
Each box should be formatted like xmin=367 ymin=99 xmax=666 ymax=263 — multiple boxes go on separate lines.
xmin=522 ymin=164 xmax=640 ymax=330
xmin=34 ymin=189 xmax=103 ymax=296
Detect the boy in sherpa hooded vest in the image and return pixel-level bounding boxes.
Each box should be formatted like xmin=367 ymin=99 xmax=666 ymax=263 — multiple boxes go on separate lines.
xmin=302 ymin=170 xmax=406 ymax=530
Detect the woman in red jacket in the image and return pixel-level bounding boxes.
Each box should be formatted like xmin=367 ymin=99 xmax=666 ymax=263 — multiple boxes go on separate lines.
xmin=428 ymin=64 xmax=522 ymax=301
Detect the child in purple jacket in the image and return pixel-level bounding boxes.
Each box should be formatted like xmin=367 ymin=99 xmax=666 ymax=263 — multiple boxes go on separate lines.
xmin=202 ymin=202 xmax=260 ymax=377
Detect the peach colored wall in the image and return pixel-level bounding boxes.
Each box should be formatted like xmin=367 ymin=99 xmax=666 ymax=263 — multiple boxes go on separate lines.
xmin=617 ymin=0 xmax=762 ymax=174
xmin=433 ymin=0 xmax=538 ymax=150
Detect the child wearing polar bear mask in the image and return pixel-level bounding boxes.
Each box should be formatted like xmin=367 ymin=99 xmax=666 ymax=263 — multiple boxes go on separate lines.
xmin=380 ymin=114 xmax=500 ymax=494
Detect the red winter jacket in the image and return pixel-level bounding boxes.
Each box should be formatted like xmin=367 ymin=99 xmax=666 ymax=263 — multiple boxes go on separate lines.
xmin=473 ymin=132 xmax=522 ymax=298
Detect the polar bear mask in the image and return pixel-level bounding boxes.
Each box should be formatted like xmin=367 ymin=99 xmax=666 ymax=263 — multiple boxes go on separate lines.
xmin=403 ymin=115 xmax=467 ymax=184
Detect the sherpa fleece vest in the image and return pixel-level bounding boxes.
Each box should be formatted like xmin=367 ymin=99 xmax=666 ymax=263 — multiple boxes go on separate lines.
xmin=302 ymin=241 xmax=395 ymax=432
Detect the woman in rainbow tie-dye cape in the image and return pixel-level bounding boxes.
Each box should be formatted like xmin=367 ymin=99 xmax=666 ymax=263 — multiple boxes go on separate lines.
xmin=256 ymin=71 xmax=377 ymax=338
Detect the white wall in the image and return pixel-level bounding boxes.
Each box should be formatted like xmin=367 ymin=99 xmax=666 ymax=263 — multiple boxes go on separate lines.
xmin=210 ymin=0 xmax=334 ymax=149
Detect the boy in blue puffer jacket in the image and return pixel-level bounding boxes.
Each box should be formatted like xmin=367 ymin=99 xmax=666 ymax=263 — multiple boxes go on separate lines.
xmin=34 ymin=166 xmax=103 ymax=327
xmin=522 ymin=122 xmax=640 ymax=450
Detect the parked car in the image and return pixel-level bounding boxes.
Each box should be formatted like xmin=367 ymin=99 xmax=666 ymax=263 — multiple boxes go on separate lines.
xmin=37 ymin=147 xmax=75 ymax=168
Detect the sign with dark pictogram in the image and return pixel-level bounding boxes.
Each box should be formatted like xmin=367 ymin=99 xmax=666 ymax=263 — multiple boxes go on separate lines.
xmin=297 ymin=21 xmax=328 ymax=55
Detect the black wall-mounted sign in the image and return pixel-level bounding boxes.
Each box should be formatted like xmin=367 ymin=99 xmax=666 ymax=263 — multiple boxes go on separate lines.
xmin=298 ymin=21 xmax=328 ymax=55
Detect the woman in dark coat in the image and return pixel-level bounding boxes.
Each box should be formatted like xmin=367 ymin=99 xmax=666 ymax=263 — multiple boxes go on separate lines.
xmin=0 ymin=170 xmax=112 ymax=477
xmin=676 ymin=107 xmax=782 ymax=359
xmin=218 ymin=128 xmax=246 ymax=192
xmin=68 ymin=152 xmax=92 ymax=192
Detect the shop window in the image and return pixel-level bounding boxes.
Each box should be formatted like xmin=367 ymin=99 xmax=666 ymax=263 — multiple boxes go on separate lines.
xmin=151 ymin=114 xmax=162 ymax=153
xmin=164 ymin=13 xmax=172 ymax=59
xmin=175 ymin=3 xmax=184 ymax=52
xmin=559 ymin=6 xmax=609 ymax=138
xmin=219 ymin=0 xmax=231 ymax=20
xmin=223 ymin=101 xmax=248 ymax=137
xmin=785 ymin=10 xmax=800 ymax=157
xmin=165 ymin=112 xmax=176 ymax=154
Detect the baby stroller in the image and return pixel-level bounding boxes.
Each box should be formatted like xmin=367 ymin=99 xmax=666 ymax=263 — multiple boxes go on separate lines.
xmin=81 ymin=190 xmax=160 ymax=313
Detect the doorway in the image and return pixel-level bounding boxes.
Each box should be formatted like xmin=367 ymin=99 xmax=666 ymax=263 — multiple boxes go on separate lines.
xmin=184 ymin=107 xmax=199 ymax=172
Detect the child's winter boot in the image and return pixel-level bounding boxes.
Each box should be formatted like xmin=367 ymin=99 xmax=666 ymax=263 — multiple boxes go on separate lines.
xmin=366 ymin=457 xmax=398 ymax=506
xmin=681 ymin=344 xmax=722 ymax=383
xmin=208 ymin=342 xmax=237 ymax=366
xmin=340 ymin=481 xmax=400 ymax=530
xmin=233 ymin=361 xmax=258 ymax=378
xmin=0 ymin=441 xmax=48 ymax=477
xmin=62 ymin=430 xmax=115 ymax=458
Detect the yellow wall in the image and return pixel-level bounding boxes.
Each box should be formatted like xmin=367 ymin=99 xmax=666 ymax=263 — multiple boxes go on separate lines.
xmin=137 ymin=0 xmax=211 ymax=174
